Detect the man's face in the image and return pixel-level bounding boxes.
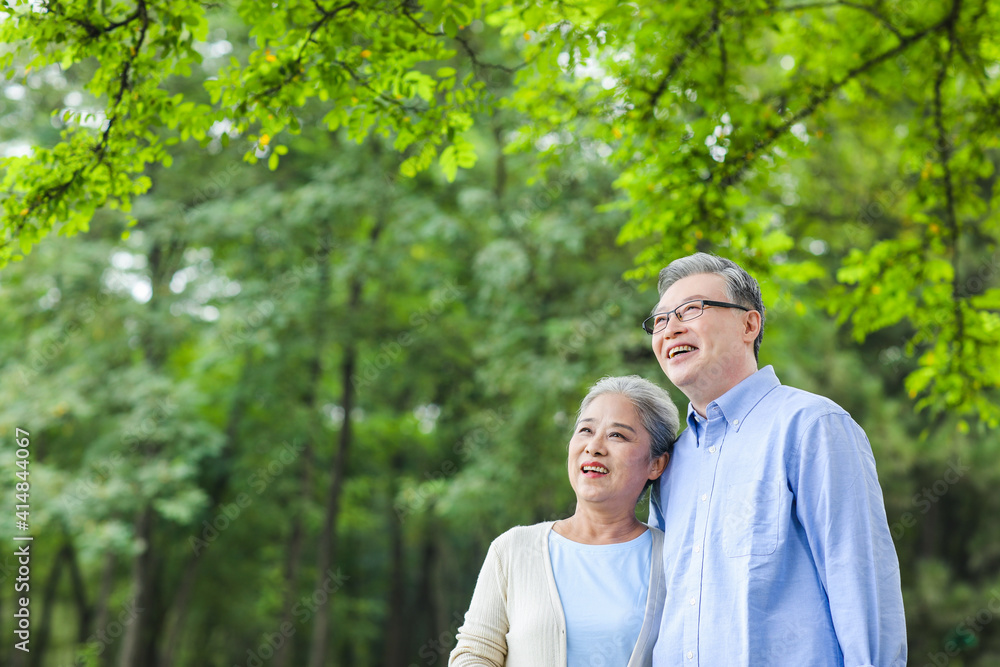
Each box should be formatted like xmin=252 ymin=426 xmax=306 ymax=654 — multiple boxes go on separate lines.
xmin=651 ymin=273 xmax=756 ymax=407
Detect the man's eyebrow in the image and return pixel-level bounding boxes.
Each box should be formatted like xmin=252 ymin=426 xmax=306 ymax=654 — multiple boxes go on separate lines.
xmin=651 ymin=295 xmax=712 ymax=316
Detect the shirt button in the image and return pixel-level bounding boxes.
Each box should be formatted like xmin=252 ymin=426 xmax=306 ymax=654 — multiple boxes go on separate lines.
xmin=689 ymin=597 xmax=696 ymax=605
xmin=709 ymin=446 xmax=716 ymax=453
xmin=694 ymin=545 xmax=701 ymax=553
xmin=733 ymin=418 xmax=739 ymax=426
xmin=701 ymin=493 xmax=708 ymax=502
xmin=687 ymin=651 xmax=694 ymax=660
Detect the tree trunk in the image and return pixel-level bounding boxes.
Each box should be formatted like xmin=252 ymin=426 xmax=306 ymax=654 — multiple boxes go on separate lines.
xmin=305 ymin=190 xmax=387 ymax=667
xmin=156 ymin=552 xmax=199 ymax=667
xmin=65 ymin=541 xmax=92 ymax=644
xmin=306 ymin=345 xmax=356 ymax=667
xmin=158 ymin=350 xmax=255 ymax=667
xmin=92 ymin=552 xmax=117 ymax=667
xmin=139 ymin=551 xmax=165 ymax=667
xmin=272 ymin=505 xmax=307 ymax=667
xmin=117 ymin=505 xmax=154 ymax=667
xmin=273 ymin=218 xmax=335 ymax=667
xmin=31 ymin=544 xmax=67 ymax=667
xmin=414 ymin=529 xmax=441 ymax=665
xmin=381 ymin=453 xmax=408 ymax=667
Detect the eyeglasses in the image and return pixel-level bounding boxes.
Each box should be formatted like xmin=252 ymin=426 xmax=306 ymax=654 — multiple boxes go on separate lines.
xmin=642 ymin=299 xmax=751 ymax=335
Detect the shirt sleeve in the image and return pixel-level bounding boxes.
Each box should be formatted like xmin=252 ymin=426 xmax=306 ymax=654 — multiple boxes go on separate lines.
xmin=790 ymin=412 xmax=907 ymax=667
xmin=449 ymin=540 xmax=510 ymax=667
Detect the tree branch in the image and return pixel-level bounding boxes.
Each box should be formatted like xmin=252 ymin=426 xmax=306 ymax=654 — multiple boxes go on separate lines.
xmin=934 ymin=0 xmax=963 ymax=344
xmin=716 ymin=11 xmax=727 ymax=91
xmin=763 ymin=1 xmax=905 ymax=41
xmin=48 ymin=0 xmax=142 ymax=39
xmin=1 ymin=0 xmax=151 ymax=256
xmin=644 ymin=14 xmax=721 ymax=117
xmin=720 ymin=6 xmax=958 ymax=187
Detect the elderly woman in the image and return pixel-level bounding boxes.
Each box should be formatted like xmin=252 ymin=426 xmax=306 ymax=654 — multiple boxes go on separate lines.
xmin=450 ymin=375 xmax=680 ymax=667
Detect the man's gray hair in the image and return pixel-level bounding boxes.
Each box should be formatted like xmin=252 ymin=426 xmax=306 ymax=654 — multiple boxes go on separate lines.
xmin=657 ymin=252 xmax=766 ymax=360
xmin=577 ymin=375 xmax=680 ymax=480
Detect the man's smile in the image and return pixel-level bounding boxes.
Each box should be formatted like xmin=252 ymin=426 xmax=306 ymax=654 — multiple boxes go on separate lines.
xmin=667 ymin=344 xmax=697 ymax=359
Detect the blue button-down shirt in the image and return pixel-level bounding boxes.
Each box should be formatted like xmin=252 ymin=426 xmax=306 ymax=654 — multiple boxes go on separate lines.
xmin=649 ymin=366 xmax=906 ymax=666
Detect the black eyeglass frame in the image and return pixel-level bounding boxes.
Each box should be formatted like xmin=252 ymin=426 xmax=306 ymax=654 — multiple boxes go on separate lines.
xmin=642 ymin=299 xmax=751 ymax=335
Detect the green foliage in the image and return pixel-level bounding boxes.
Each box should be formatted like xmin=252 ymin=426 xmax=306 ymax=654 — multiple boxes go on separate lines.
xmin=497 ymin=0 xmax=1000 ymax=425
xmin=0 ymin=0 xmax=491 ymax=265
xmin=3 ymin=2 xmax=1000 ymax=666
xmin=3 ymin=0 xmax=998 ymax=423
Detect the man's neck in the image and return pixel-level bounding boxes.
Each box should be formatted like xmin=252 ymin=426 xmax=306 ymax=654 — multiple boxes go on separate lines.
xmin=689 ymin=365 xmax=759 ymax=417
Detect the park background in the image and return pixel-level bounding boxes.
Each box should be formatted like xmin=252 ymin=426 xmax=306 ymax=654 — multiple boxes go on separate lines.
xmin=1 ymin=0 xmax=999 ymax=665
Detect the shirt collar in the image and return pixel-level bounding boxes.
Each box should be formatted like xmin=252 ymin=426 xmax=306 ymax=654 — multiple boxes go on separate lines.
xmin=685 ymin=365 xmax=781 ymax=432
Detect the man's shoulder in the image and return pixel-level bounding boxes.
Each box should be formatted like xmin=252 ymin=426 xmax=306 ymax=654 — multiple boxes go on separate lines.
xmin=762 ymin=381 xmax=849 ymax=419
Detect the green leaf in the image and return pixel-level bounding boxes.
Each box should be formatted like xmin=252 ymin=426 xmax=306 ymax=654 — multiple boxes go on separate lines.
xmin=971 ymin=289 xmax=1000 ymax=310
xmin=439 ymin=145 xmax=458 ymax=181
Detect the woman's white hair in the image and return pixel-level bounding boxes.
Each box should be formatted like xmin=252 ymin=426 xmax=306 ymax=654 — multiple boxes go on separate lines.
xmin=577 ymin=375 xmax=680 ymax=464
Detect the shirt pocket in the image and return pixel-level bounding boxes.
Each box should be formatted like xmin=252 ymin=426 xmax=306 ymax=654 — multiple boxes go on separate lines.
xmin=722 ymin=481 xmax=779 ymax=557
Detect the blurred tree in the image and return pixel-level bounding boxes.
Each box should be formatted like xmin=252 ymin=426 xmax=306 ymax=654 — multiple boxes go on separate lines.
xmin=2 ymin=0 xmax=998 ymax=424
xmin=2 ymin=1 xmax=1000 ymax=666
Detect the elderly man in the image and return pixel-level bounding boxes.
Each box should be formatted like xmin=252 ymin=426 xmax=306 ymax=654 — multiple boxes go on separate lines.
xmin=644 ymin=253 xmax=906 ymax=666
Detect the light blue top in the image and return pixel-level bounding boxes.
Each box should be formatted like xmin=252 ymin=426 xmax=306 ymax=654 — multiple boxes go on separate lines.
xmin=549 ymin=529 xmax=652 ymax=667
xmin=649 ymin=366 xmax=906 ymax=667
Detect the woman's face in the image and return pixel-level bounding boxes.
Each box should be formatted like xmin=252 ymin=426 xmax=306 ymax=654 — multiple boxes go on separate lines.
xmin=567 ymin=393 xmax=667 ymax=511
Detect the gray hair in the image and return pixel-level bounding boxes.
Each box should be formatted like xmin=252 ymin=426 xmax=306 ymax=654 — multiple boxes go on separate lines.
xmin=577 ymin=375 xmax=680 ymax=471
xmin=657 ymin=252 xmax=766 ymax=361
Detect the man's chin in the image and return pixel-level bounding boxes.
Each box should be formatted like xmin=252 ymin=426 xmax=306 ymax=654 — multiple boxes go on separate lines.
xmin=664 ymin=370 xmax=693 ymax=391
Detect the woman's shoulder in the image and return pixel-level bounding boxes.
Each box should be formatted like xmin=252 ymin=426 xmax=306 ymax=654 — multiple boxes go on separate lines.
xmin=488 ymin=521 xmax=555 ymax=555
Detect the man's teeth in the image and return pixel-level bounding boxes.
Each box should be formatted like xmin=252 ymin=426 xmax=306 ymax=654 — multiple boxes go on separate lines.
xmin=668 ymin=345 xmax=696 ymax=359
xmin=582 ymin=465 xmax=609 ymax=474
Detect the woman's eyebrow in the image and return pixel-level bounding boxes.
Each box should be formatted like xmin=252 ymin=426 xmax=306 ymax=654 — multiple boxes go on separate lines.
xmin=576 ymin=418 xmax=636 ymax=434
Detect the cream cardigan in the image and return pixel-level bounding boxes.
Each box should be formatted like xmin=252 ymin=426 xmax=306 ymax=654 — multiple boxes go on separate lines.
xmin=449 ymin=521 xmax=665 ymax=667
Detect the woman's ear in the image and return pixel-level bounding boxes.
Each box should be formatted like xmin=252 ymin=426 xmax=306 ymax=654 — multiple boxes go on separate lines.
xmin=649 ymin=453 xmax=669 ymax=481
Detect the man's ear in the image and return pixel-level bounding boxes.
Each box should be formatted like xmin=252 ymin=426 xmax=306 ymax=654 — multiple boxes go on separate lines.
xmin=743 ymin=310 xmax=762 ymax=342
xmin=649 ymin=453 xmax=669 ymax=481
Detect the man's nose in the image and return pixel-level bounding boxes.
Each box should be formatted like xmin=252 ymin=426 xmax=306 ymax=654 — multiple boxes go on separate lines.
xmin=664 ymin=312 xmax=686 ymax=336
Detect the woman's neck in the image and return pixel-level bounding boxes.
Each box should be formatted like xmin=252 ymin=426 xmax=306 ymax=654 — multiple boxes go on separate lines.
xmin=552 ymin=508 xmax=647 ymax=545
